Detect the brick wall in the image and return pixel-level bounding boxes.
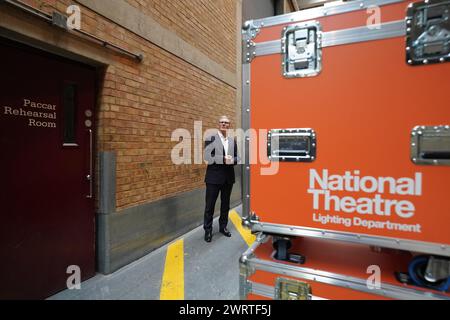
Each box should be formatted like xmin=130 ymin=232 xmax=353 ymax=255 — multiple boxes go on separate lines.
xmin=20 ymin=0 xmax=238 ymax=210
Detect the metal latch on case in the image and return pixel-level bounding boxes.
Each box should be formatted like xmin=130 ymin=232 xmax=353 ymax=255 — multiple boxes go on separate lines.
xmin=275 ymin=277 xmax=311 ymax=300
xmin=282 ymin=21 xmax=322 ymax=78
xmin=411 ymin=125 xmax=450 ymax=166
xmin=406 ymin=0 xmax=450 ymax=66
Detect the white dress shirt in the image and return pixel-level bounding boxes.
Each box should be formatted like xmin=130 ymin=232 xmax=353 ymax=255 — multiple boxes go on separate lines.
xmin=218 ymin=130 xmax=229 ymax=157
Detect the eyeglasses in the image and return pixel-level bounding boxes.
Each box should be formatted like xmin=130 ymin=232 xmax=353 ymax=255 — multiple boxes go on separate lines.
xmin=220 ymin=121 xmax=230 ymax=124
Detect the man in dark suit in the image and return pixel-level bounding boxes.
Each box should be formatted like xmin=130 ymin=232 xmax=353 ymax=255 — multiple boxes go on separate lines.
xmin=203 ymin=116 xmax=239 ymax=242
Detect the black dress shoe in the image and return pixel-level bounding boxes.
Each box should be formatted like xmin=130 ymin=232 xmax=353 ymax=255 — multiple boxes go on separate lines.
xmin=204 ymin=231 xmax=212 ymax=242
xmin=220 ymin=228 xmax=231 ymax=237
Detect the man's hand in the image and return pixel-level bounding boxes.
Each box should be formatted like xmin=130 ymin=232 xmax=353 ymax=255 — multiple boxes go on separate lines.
xmin=225 ymin=155 xmax=233 ymax=165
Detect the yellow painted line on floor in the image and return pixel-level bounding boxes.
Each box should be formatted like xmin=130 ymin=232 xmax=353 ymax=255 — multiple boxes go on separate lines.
xmin=160 ymin=239 xmax=184 ymax=300
xmin=229 ymin=210 xmax=256 ymax=247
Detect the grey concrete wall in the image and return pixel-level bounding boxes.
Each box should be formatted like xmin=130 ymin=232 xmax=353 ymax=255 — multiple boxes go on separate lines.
xmin=243 ymin=0 xmax=275 ymax=22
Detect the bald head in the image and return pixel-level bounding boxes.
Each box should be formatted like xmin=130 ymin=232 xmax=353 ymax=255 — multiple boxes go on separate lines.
xmin=218 ymin=115 xmax=231 ymax=136
xmin=219 ymin=116 xmax=230 ymax=124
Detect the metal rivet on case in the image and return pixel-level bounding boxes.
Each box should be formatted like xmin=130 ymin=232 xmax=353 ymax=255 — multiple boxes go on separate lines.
xmin=408 ymin=59 xmax=413 ymax=64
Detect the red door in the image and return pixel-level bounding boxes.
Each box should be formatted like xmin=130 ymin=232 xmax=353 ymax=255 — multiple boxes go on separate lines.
xmin=0 ymin=38 xmax=96 ymax=299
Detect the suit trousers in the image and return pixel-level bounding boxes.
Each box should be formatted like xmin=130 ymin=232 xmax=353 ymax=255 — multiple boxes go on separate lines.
xmin=203 ymin=183 xmax=233 ymax=232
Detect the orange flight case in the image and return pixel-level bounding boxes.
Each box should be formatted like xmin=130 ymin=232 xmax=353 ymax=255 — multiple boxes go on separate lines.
xmin=241 ymin=0 xmax=450 ymax=257
xmin=239 ymin=234 xmax=450 ymax=300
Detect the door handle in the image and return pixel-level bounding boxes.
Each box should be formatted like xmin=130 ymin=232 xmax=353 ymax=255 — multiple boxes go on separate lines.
xmin=87 ymin=129 xmax=93 ymax=199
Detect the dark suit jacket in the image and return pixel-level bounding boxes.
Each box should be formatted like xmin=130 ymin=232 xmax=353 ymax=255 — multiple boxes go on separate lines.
xmin=204 ymin=133 xmax=238 ymax=185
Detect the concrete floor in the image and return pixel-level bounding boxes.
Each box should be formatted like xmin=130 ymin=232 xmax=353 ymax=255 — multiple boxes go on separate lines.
xmin=49 ymin=206 xmax=248 ymax=300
